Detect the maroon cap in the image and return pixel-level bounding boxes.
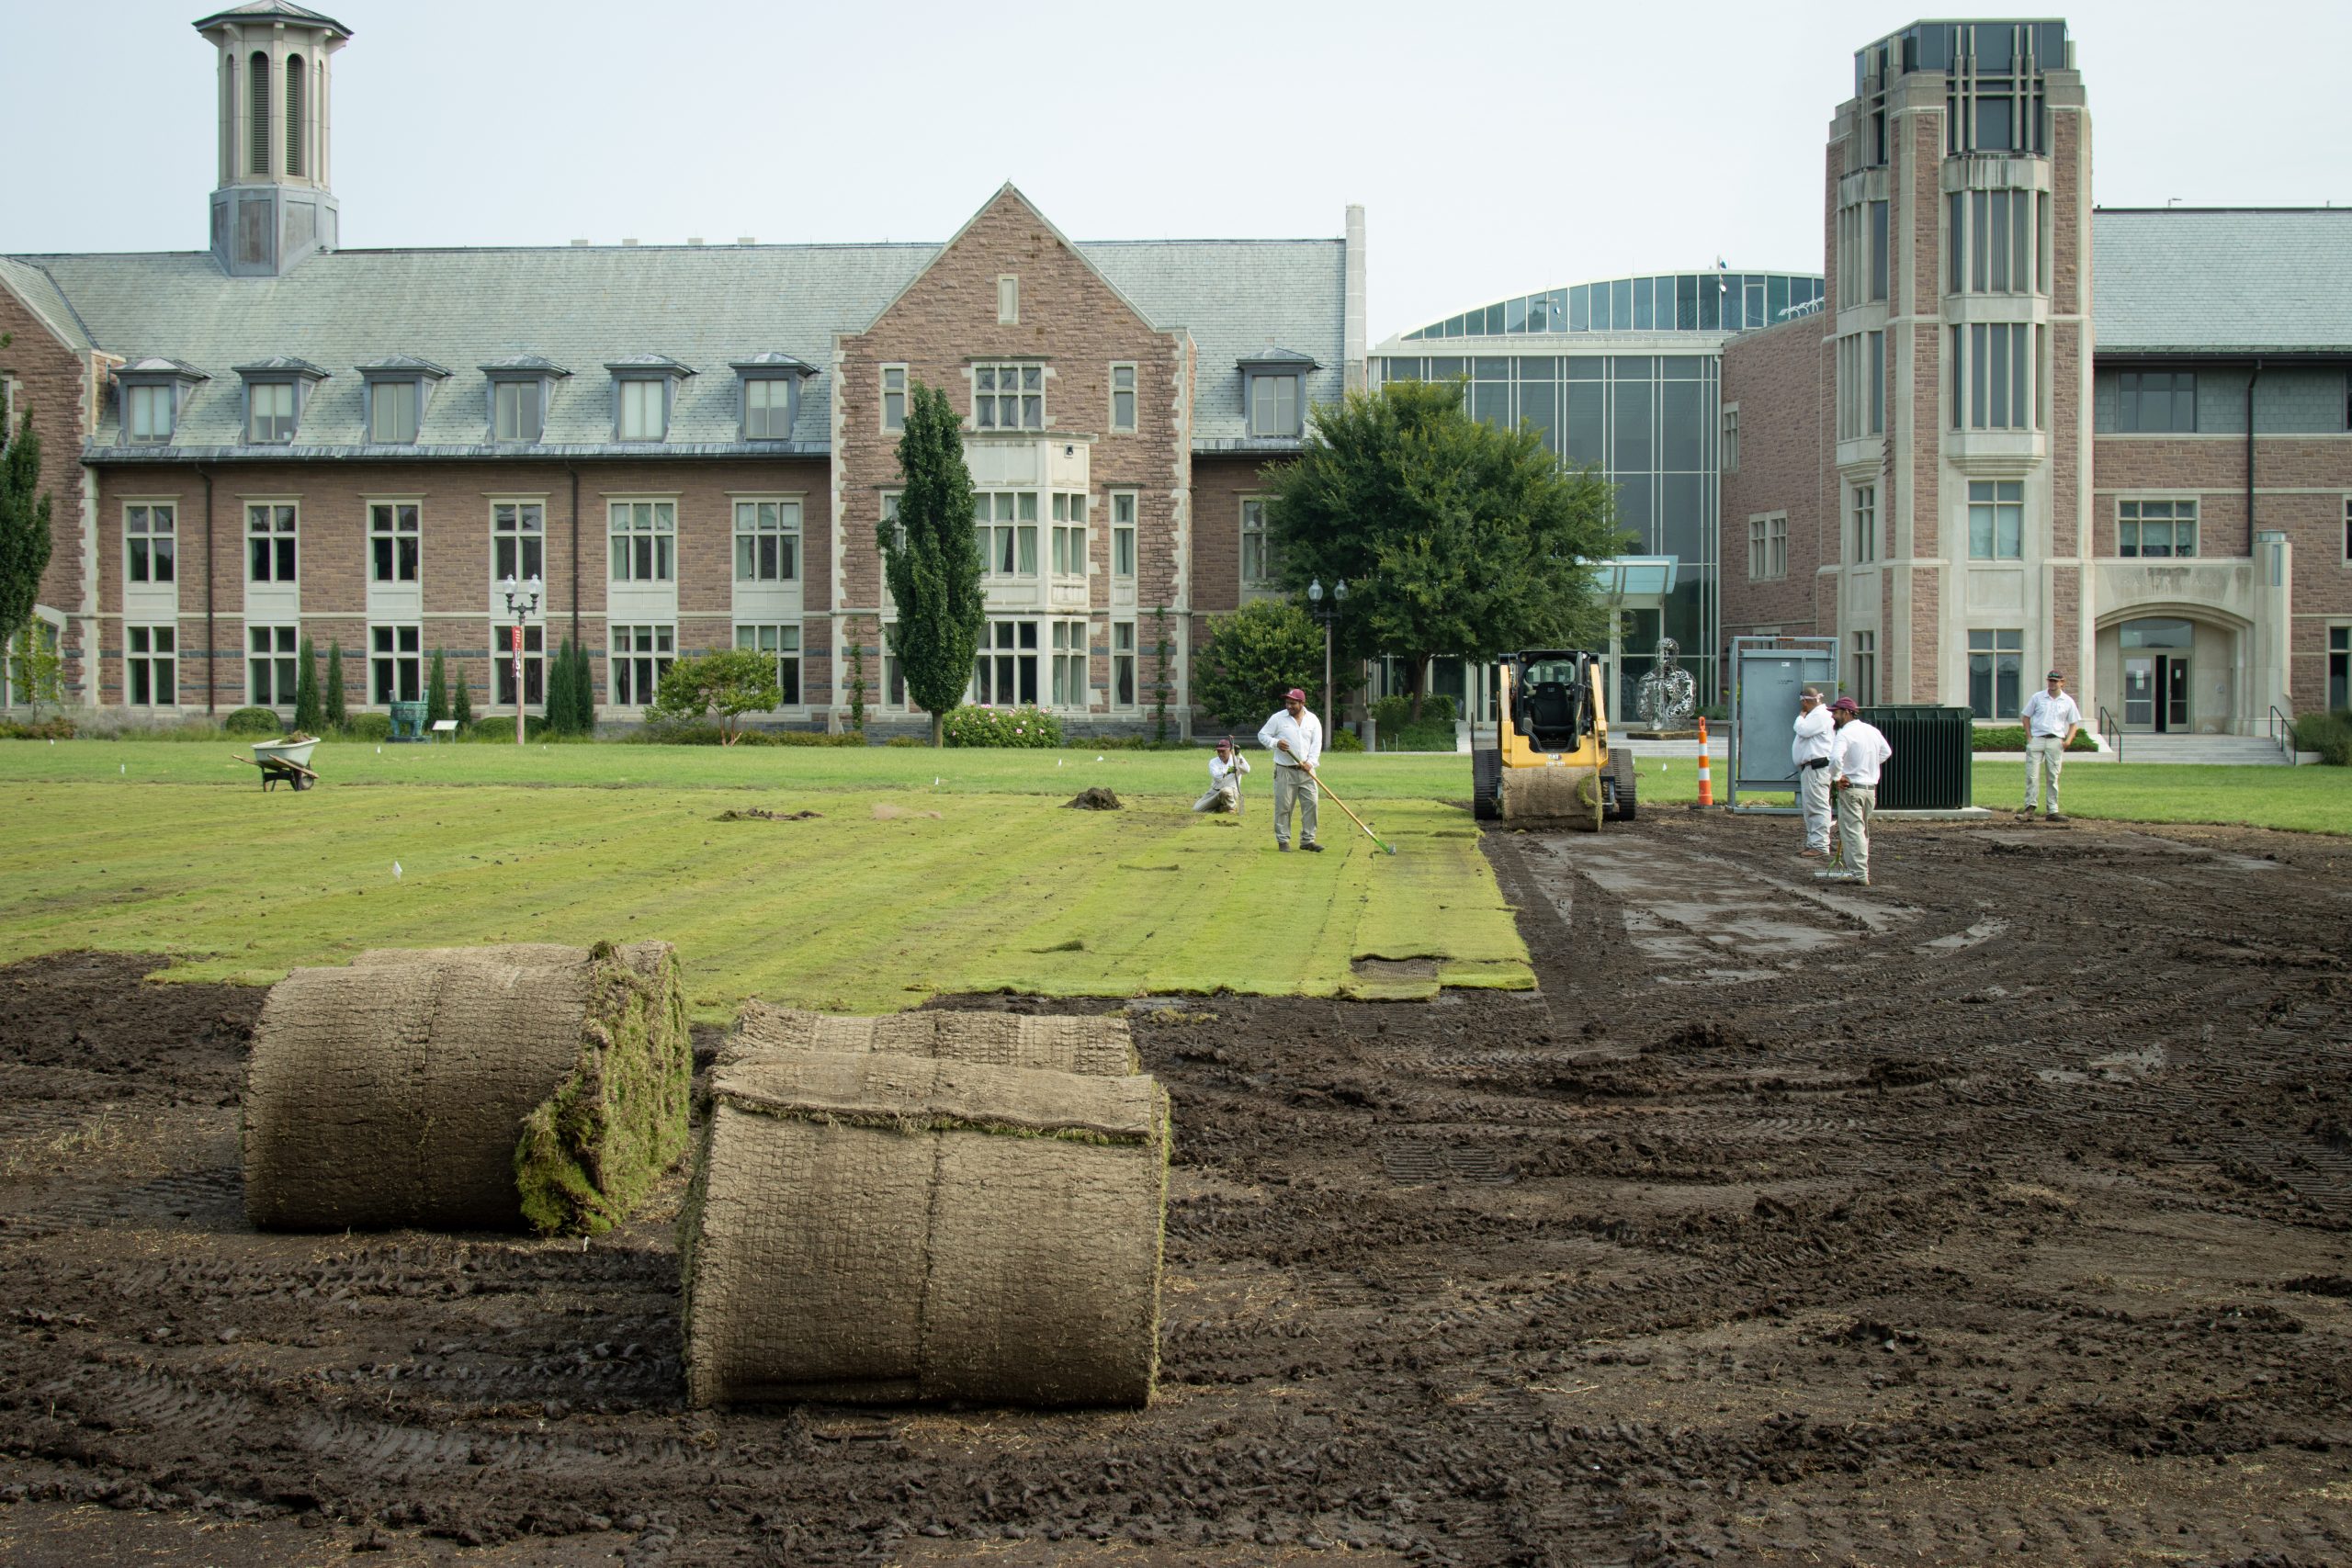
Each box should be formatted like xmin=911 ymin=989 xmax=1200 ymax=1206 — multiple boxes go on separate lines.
xmin=1830 ymin=697 xmax=1859 ymax=713
xmin=1285 ymin=688 xmax=1306 ymax=702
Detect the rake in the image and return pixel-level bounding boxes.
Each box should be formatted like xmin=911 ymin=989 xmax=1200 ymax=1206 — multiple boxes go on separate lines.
xmin=1307 ymin=767 xmax=1396 ymax=855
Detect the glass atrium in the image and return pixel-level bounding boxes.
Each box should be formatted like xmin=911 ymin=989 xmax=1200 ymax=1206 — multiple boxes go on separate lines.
xmin=1400 ymin=271 xmax=1824 ymax=342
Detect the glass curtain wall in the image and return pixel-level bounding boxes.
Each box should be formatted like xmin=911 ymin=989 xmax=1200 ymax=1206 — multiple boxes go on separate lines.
xmin=1402 ymin=273 xmax=1824 ymax=342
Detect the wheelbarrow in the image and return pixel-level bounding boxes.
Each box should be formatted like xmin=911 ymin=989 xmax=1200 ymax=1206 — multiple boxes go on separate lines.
xmin=233 ymin=736 xmax=322 ymax=792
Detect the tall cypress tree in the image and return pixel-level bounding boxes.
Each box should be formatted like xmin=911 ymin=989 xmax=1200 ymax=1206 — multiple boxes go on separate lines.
xmin=0 ymin=389 xmax=54 ymax=653
xmin=544 ymin=637 xmax=573 ymax=734
xmin=424 ymin=648 xmax=449 ymax=724
xmin=292 ymin=635 xmax=322 ymax=734
xmin=571 ymin=637 xmax=595 ymax=734
xmin=323 ymin=639 xmax=347 ymax=728
xmin=879 ymin=381 xmax=983 ymax=747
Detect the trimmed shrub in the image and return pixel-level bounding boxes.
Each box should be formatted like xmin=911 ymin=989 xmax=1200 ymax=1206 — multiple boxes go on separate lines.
xmin=342 ymin=713 xmax=392 ymax=742
xmin=1327 ymin=726 xmax=1364 ymax=753
xmin=1970 ymin=726 xmax=2099 ymax=752
xmin=1195 ymin=600 xmax=1322 ymax=728
xmin=452 ymin=670 xmax=475 ymax=727
xmin=1381 ymin=720 xmax=1458 ymax=753
xmin=324 ymin=641 xmax=347 ymax=728
xmin=885 ymin=735 xmax=925 ymax=748
xmin=293 ymin=636 xmax=323 ymax=734
xmin=0 ymin=716 xmax=74 ymax=740
xmin=633 ymin=722 xmax=859 ymax=747
xmin=222 ymin=705 xmax=282 ymax=736
xmin=469 ymin=715 xmax=548 ymax=741
xmin=2291 ymin=709 xmax=2352 ymax=766
xmin=943 ymin=705 xmax=1062 ymax=748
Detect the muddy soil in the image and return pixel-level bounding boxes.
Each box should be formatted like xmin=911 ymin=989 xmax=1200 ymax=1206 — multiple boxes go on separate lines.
xmin=3 ymin=811 xmax=2351 ymax=1566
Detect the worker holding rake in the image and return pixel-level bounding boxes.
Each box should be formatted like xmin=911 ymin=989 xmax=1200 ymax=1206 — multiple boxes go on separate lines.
xmin=1259 ymin=688 xmax=1324 ymax=852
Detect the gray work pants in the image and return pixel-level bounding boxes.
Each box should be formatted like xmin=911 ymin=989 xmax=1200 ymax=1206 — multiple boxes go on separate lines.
xmin=1272 ymin=765 xmax=1318 ymax=846
xmin=2024 ymin=735 xmax=2065 ymax=814
xmin=1800 ymin=763 xmax=1833 ymax=851
xmin=1834 ymin=783 xmax=1877 ymax=882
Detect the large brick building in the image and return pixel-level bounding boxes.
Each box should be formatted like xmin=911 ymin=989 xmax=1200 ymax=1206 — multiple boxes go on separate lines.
xmin=1720 ymin=19 xmax=2352 ymax=734
xmin=0 ymin=3 xmax=1363 ymax=733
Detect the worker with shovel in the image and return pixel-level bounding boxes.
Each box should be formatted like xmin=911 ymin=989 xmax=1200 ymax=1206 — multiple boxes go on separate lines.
xmin=1258 ymin=687 xmax=1323 ymax=852
xmin=1192 ymin=736 xmax=1252 ymax=814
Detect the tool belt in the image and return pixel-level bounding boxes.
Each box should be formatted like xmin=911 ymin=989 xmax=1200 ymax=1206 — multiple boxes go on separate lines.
xmin=1800 ymin=757 xmax=1831 ymax=771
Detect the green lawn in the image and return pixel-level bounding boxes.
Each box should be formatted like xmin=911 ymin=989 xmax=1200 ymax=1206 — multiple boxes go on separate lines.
xmin=0 ymin=742 xmax=1520 ymax=1017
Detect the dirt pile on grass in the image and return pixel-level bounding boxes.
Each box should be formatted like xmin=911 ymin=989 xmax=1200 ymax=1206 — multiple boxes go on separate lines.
xmin=722 ymin=1001 xmax=1136 ymax=1075
xmin=1064 ymin=787 xmax=1122 ymax=810
xmin=681 ymin=1048 xmax=1169 ymax=1408
xmin=243 ymin=942 xmax=689 ymax=1235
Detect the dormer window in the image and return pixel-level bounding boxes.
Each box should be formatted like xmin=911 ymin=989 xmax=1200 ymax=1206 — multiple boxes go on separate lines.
xmin=481 ymin=355 xmax=569 ymax=445
xmin=114 ymin=358 xmax=207 ymax=447
xmin=1238 ymin=348 xmax=1321 ymax=439
xmin=234 ymin=358 xmax=328 ymax=446
xmin=607 ymin=355 xmax=694 ymax=444
xmin=730 ymin=355 xmax=814 ymax=442
xmin=357 ymin=355 xmax=448 ymax=446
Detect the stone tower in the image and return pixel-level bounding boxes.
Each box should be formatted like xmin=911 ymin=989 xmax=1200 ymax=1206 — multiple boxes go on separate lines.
xmin=195 ymin=3 xmax=352 ymax=277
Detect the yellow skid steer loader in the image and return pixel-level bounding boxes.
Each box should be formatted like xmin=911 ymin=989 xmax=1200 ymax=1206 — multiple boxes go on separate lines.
xmin=1471 ymin=650 xmax=1635 ymax=831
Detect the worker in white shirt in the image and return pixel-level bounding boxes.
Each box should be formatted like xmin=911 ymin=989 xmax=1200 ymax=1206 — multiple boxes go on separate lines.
xmin=1192 ymin=736 xmax=1252 ymax=814
xmin=2018 ymin=669 xmax=2083 ymax=824
xmin=1792 ymin=685 xmax=1836 ymax=858
xmin=1824 ymin=696 xmax=1893 ymax=886
xmin=1256 ymin=687 xmax=1324 ymax=852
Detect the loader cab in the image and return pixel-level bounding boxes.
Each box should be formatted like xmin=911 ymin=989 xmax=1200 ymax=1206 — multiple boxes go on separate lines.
xmin=1507 ymin=651 xmax=1597 ymax=754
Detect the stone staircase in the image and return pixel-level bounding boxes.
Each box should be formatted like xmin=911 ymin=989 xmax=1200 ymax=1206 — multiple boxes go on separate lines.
xmin=2095 ymin=732 xmax=2291 ymax=765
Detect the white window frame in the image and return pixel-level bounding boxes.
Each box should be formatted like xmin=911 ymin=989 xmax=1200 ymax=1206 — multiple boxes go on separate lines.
xmin=973 ymin=364 xmax=1044 ymax=431
xmin=3 ymin=614 xmax=62 ymax=712
xmin=124 ymin=502 xmax=177 ymax=586
xmin=492 ymin=500 xmax=546 ymax=583
xmin=126 ymin=382 xmax=176 ymax=445
xmin=1850 ymin=629 xmax=1876 ymax=707
xmin=1968 ymin=627 xmax=2024 ymax=720
xmin=608 ymin=500 xmax=677 ymax=583
xmin=1048 ymin=619 xmax=1089 ymax=708
xmin=976 ymin=491 xmax=1039 ymax=580
xmin=881 ymin=365 xmax=907 ymax=434
xmin=247 ymin=380 xmax=298 ymax=444
xmin=1967 ymin=480 xmax=2024 ymax=560
xmin=247 ymin=623 xmax=300 ymax=707
xmin=1109 ymin=363 xmax=1137 ymax=434
xmin=742 ymin=377 xmax=796 ymax=441
xmin=1049 ymin=493 xmax=1087 ymax=579
xmin=1110 ymin=491 xmax=1138 ymax=581
xmin=492 ymin=378 xmax=545 ymax=443
xmin=125 ymin=624 xmax=177 ymax=707
xmin=1851 ymin=483 xmax=1878 ymax=564
xmin=1720 ymin=402 xmax=1739 ymax=473
xmin=1111 ymin=621 xmax=1137 ymax=708
xmin=998 ymin=275 xmax=1020 ymax=325
xmin=495 ymin=622 xmax=547 ymax=709
xmin=736 ymin=623 xmax=801 ymax=706
xmin=1747 ymin=513 xmax=1788 ymax=581
xmin=368 ymin=502 xmax=421 ymax=584
xmin=245 ymin=501 xmax=299 ymax=585
xmin=609 ymin=623 xmax=675 ymax=707
xmin=367 ymin=378 xmax=421 ymax=444
xmin=1248 ymin=374 xmax=1301 ymax=438
xmin=1240 ymin=496 xmax=1275 ymax=591
xmin=732 ymin=499 xmax=802 ymax=583
xmin=2118 ymin=497 xmax=2199 ymax=560
xmin=974 ymin=619 xmax=1040 ymax=707
xmin=1951 ymin=322 xmax=2037 ymax=432
xmin=616 ymin=378 xmax=669 ymax=442
xmin=369 ymin=623 xmax=423 ymax=705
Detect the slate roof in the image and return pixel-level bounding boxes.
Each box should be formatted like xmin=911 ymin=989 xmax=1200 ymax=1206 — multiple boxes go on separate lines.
xmin=5 ymin=229 xmax=1346 ymax=460
xmin=2093 ymin=209 xmax=2352 ymax=355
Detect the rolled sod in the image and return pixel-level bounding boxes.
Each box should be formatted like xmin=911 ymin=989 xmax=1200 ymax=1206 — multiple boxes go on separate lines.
xmin=243 ymin=941 xmax=690 ymax=1235
xmin=722 ymin=1002 xmax=1138 ymax=1076
xmin=681 ymin=1049 xmax=1170 ymax=1409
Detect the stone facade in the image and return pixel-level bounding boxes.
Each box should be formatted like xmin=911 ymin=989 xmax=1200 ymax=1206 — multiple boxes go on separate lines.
xmin=0 ymin=281 xmax=104 ymax=710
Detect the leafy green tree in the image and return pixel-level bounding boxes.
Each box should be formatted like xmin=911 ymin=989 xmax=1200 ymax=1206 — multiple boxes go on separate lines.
xmin=1265 ymin=378 xmax=1626 ymax=718
xmin=879 ymin=381 xmax=983 ymax=747
xmin=424 ymin=648 xmax=449 ymax=724
xmin=544 ymin=637 xmax=576 ymax=734
xmin=292 ymin=635 xmax=323 ymax=734
xmin=9 ymin=622 xmax=62 ymax=716
xmin=645 ymin=648 xmax=780 ymax=744
xmin=323 ymin=639 xmax=347 ymax=728
xmin=452 ymin=664 xmax=475 ymax=728
xmin=0 ymin=387 xmax=54 ymax=653
xmin=1196 ymin=599 xmax=1324 ymax=728
xmin=847 ymin=637 xmax=867 ymax=734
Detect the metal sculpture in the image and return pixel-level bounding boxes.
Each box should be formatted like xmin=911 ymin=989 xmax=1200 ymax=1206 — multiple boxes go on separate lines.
xmin=1634 ymin=637 xmax=1697 ymax=729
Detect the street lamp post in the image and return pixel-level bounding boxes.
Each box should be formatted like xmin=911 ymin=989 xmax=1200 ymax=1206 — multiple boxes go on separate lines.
xmin=500 ymin=572 xmax=542 ymax=746
xmin=1306 ymin=577 xmax=1347 ymax=725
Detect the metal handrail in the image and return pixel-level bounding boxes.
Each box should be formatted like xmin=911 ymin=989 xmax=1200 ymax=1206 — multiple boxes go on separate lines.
xmin=2270 ymin=705 xmax=2294 ymax=761
xmin=2098 ymin=705 xmax=2123 ymax=763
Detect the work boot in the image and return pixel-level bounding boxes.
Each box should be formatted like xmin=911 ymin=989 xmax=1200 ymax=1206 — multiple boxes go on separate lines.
xmin=1276 ymin=843 xmax=1292 ymax=852
xmin=2015 ymin=807 xmax=2035 ymax=820
xmin=2045 ymin=812 xmax=2068 ymax=824
xmin=1302 ymin=841 xmax=1326 ymax=852
xmin=1799 ymin=849 xmax=1826 ymax=859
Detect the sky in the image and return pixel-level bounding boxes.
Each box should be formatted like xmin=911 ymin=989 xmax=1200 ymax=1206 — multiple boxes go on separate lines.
xmin=3 ymin=0 xmax=2346 ymax=344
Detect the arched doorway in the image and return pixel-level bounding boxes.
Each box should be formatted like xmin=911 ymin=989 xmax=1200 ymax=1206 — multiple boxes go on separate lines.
xmin=2118 ymin=616 xmax=2194 ymax=733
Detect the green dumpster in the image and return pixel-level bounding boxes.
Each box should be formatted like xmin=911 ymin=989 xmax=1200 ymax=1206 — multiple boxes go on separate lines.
xmin=1856 ymin=705 xmax=1973 ymax=810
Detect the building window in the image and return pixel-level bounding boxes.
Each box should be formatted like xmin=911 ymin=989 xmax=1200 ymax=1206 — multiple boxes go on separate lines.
xmin=369 ymin=503 xmax=421 ymax=583
xmin=1968 ymin=629 xmax=2023 ymax=719
xmin=1837 ymin=333 xmax=1884 ymax=439
xmin=246 ymin=503 xmax=297 ymax=583
xmin=998 ymin=276 xmax=1020 ymax=325
xmin=370 ymin=625 xmax=422 ymax=704
xmin=2344 ymin=496 xmax=2352 ymax=563
xmin=2117 ymin=371 xmax=2196 ymax=434
xmin=975 ymin=364 xmax=1043 ymax=431
xmin=1852 ymin=484 xmax=1877 ymax=564
xmin=1112 ymin=621 xmax=1136 ymax=707
xmin=493 ymin=623 xmax=546 ymax=707
xmin=1240 ymin=498 xmax=1275 ymax=589
xmin=1851 ymin=630 xmax=1876 ymax=707
xmin=4 ymin=617 xmax=59 ymax=709
xmin=609 ymin=501 xmax=676 ymax=582
xmin=492 ymin=502 xmax=544 ymax=581
xmin=368 ymin=379 xmax=419 ymax=444
xmin=1249 ymin=374 xmax=1301 ymax=438
xmin=126 ymin=384 xmax=176 ymax=444
xmin=125 ymin=504 xmax=176 ymax=584
xmin=610 ymin=624 xmax=673 ymax=705
xmin=494 ymin=379 xmax=543 ymax=443
xmin=1967 ymin=480 xmax=2024 ymax=559
xmin=978 ymin=492 xmax=1038 ymax=578
xmin=617 ymin=379 xmax=667 ymax=442
xmin=1050 ymin=493 xmax=1086 ymax=578
xmin=248 ymin=381 xmax=297 ymax=443
xmin=2119 ymin=498 xmax=2198 ymax=558
xmin=126 ymin=625 xmax=176 ymax=706
xmin=2330 ymin=626 xmax=2350 ymax=713
xmin=1747 ymin=513 xmax=1788 ymax=581
xmin=1720 ymin=403 xmax=1739 ymax=473
xmin=974 ymin=620 xmax=1039 ymax=706
xmin=1049 ymin=620 xmax=1088 ymax=707
xmin=1948 ymin=189 xmax=2037 ymax=295
xmin=1951 ymin=323 xmax=2034 ymax=431
xmin=1870 ymin=199 xmax=1889 ymax=302
xmin=1111 ymin=491 xmax=1137 ymax=579
xmin=734 ymin=500 xmax=802 ymax=582
xmin=1110 ymin=364 xmax=1137 ymax=433
xmin=744 ymin=378 xmax=795 ymax=440
xmin=248 ymin=625 xmax=299 ymax=706
xmin=736 ymin=624 xmax=800 ymax=705
xmin=881 ymin=366 xmax=907 ymax=433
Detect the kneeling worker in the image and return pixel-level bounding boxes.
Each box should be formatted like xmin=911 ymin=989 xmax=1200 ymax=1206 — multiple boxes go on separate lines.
xmin=1258 ymin=687 xmax=1323 ymax=852
xmin=1193 ymin=736 xmax=1251 ymax=814
xmin=1826 ymin=697 xmax=1893 ymax=887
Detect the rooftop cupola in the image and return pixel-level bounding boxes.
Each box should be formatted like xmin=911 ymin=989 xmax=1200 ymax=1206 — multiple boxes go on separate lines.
xmin=193 ymin=3 xmax=353 ymax=276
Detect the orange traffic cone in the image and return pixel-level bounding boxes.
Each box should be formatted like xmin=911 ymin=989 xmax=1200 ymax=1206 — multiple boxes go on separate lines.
xmin=1696 ymin=716 xmax=1714 ymax=807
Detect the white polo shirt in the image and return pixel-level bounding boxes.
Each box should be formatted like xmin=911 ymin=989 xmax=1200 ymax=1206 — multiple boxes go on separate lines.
xmin=1792 ymin=703 xmax=1835 ymax=767
xmin=1832 ymin=719 xmax=1893 ymax=789
xmin=2020 ymin=689 xmax=2083 ymax=739
xmin=1258 ymin=708 xmax=1322 ymax=769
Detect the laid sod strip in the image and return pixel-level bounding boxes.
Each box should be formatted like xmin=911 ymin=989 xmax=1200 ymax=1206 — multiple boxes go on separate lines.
xmin=682 ymin=1051 xmax=1169 ymax=1409
xmin=243 ymin=942 xmax=688 ymax=1235
xmin=725 ymin=1003 xmax=1138 ymax=1075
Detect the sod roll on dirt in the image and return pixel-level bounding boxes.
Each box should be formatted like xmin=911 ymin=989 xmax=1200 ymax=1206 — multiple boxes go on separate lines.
xmin=720 ymin=1002 xmax=1137 ymax=1076
xmin=682 ymin=1049 xmax=1170 ymax=1408
xmin=243 ymin=942 xmax=690 ymax=1235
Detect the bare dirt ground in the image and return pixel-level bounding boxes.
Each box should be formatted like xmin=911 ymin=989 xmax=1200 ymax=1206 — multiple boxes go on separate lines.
xmin=3 ymin=809 xmax=2350 ymax=1567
